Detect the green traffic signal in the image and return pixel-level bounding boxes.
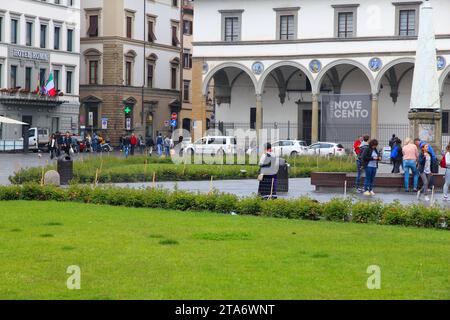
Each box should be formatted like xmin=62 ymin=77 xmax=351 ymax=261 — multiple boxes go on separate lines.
xmin=124 ymin=106 xmax=132 ymax=115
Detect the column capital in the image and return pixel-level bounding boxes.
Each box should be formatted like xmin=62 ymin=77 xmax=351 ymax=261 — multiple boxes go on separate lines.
xmin=371 ymin=93 xmax=379 ymax=101
xmin=256 ymin=93 xmax=263 ymax=101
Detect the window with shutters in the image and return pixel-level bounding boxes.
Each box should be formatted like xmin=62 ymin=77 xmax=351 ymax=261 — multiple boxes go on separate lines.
xmin=183 ymin=49 xmax=192 ymax=69
xmin=220 ymin=10 xmax=243 ymax=42
xmin=171 ymin=22 xmax=180 ymax=46
xmin=338 ymin=12 xmax=353 ymax=38
xmin=399 ymin=10 xmax=415 ymax=36
xmin=279 ymin=15 xmax=294 ymax=40
xmin=147 ymin=19 xmax=156 ymax=42
xmin=88 ymin=15 xmax=98 ymax=37
xmin=332 ymin=4 xmax=358 ymax=38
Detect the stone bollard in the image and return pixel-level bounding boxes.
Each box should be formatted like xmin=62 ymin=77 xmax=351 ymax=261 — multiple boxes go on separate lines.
xmin=44 ymin=170 xmax=61 ymax=186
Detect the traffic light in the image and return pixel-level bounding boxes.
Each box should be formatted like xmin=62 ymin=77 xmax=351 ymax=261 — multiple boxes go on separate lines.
xmin=124 ymin=106 xmax=132 ymax=116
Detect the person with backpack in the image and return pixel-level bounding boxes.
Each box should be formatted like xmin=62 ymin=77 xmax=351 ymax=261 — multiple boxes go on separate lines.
xmin=402 ymin=138 xmax=419 ymax=193
xmin=355 ymin=135 xmax=370 ymax=193
xmin=442 ymin=143 xmax=450 ymax=201
xmin=390 ymin=138 xmax=403 ymax=174
xmin=417 ymin=144 xmax=432 ymax=202
xmin=414 ymin=138 xmax=438 ymax=191
xmin=361 ymin=139 xmax=380 ymax=196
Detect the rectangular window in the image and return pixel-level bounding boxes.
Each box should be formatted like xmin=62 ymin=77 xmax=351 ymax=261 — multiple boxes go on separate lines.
xmin=279 ymin=15 xmax=295 ymax=40
xmin=126 ymin=16 xmax=132 ymax=38
xmin=25 ymin=67 xmax=32 ymax=91
xmin=11 ymin=19 xmax=18 ymax=44
xmin=172 ymin=0 xmax=178 ymax=7
xmin=183 ymin=20 xmax=192 ymax=35
xmin=54 ymin=26 xmax=60 ymax=50
xmin=171 ymin=66 xmax=177 ymax=90
xmin=125 ymin=61 xmax=132 ymax=86
xmin=26 ymin=22 xmax=33 ymax=46
xmin=183 ymin=49 xmax=192 ymax=69
xmin=88 ymin=15 xmax=98 ymax=37
xmin=148 ymin=20 xmax=156 ymax=42
xmin=41 ymin=24 xmax=47 ymax=48
xmin=224 ymin=17 xmax=239 ymax=42
xmin=67 ymin=29 xmax=73 ymax=52
xmin=66 ymin=71 xmax=73 ymax=94
xmin=53 ymin=70 xmax=60 ymax=91
xmin=0 ymin=17 xmax=3 ymax=42
xmin=10 ymin=65 xmax=17 ymax=88
xmin=172 ymin=25 xmax=180 ymax=46
xmin=0 ymin=64 xmax=2 ymax=87
xmin=399 ymin=10 xmax=416 ymax=36
xmin=338 ymin=12 xmax=353 ymax=38
xmin=89 ymin=61 xmax=98 ymax=84
xmin=147 ymin=64 xmax=153 ymax=88
xmin=183 ymin=80 xmax=190 ymax=102
xmin=39 ymin=68 xmax=46 ymax=88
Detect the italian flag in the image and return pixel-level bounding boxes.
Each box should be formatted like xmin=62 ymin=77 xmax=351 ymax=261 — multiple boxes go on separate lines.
xmin=45 ymin=73 xmax=57 ymax=97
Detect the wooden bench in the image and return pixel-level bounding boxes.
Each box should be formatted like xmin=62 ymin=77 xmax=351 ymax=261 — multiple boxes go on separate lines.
xmin=311 ymin=172 xmax=445 ymax=193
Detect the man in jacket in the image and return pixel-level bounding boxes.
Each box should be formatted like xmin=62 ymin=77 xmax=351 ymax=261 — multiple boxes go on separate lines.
xmin=130 ymin=133 xmax=138 ymax=156
xmin=355 ymin=135 xmax=370 ymax=193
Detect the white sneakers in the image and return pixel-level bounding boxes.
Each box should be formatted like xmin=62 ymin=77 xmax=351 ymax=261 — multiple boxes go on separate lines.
xmin=363 ymin=191 xmax=376 ymax=196
xmin=417 ymin=190 xmax=430 ymax=202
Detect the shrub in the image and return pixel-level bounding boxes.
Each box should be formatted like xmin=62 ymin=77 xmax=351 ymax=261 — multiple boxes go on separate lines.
xmin=352 ymin=201 xmax=383 ymax=223
xmin=290 ymin=197 xmax=323 ymax=220
xmin=214 ymin=194 xmax=238 ymax=213
xmin=322 ymin=198 xmax=352 ymax=221
xmin=380 ymin=201 xmax=411 ymax=226
xmin=261 ymin=199 xmax=296 ymax=219
xmin=167 ymin=191 xmax=197 ymax=211
xmin=236 ymin=197 xmax=262 ymax=216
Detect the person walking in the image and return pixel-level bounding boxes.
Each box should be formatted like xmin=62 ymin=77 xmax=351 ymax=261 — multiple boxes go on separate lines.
xmin=417 ymin=144 xmax=432 ymax=202
xmin=402 ymin=138 xmax=420 ymax=193
xmin=146 ymin=136 xmax=155 ymax=156
xmin=361 ymin=139 xmax=380 ymax=196
xmin=156 ymin=133 xmax=163 ymax=157
xmin=48 ymin=134 xmax=57 ymax=159
xmin=123 ymin=135 xmax=131 ymax=158
xmin=130 ymin=133 xmax=138 ymax=156
xmin=139 ymin=135 xmax=145 ymax=154
xmin=258 ymin=143 xmax=279 ymax=199
xmin=414 ymin=138 xmax=437 ymax=191
xmin=443 ymin=143 xmax=450 ymax=201
xmin=391 ymin=137 xmax=403 ymax=174
xmin=355 ymin=135 xmax=369 ymax=193
xmin=62 ymin=132 xmax=72 ymax=156
xmin=163 ymin=136 xmax=171 ymax=157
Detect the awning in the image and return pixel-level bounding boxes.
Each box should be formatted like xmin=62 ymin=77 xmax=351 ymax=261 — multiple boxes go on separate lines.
xmin=0 ymin=116 xmax=29 ymax=125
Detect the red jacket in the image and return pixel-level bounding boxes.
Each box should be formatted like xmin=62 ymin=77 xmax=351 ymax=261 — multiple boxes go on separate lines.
xmin=130 ymin=135 xmax=138 ymax=146
xmin=353 ymin=139 xmax=362 ymax=155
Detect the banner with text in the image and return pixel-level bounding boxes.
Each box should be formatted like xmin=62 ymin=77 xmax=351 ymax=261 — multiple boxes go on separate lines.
xmin=321 ymin=94 xmax=372 ymax=145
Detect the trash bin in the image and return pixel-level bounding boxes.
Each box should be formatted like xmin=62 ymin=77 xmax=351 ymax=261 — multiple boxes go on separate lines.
xmin=277 ymin=158 xmax=289 ymax=193
xmin=57 ymin=155 xmax=73 ymax=185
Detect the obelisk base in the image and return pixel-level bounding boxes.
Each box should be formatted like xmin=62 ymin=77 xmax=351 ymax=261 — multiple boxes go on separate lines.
xmin=408 ymin=110 xmax=442 ymax=152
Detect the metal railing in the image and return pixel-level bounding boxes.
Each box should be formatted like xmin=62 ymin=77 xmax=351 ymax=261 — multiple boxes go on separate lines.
xmin=0 ymin=140 xmax=24 ymax=152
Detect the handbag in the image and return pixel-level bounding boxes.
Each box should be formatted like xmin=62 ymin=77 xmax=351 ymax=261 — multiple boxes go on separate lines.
xmin=257 ymin=174 xmax=264 ymax=182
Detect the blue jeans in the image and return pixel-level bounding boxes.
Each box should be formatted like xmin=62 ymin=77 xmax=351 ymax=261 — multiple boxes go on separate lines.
xmin=156 ymin=144 xmax=163 ymax=156
xmin=356 ymin=159 xmax=362 ymax=189
xmin=364 ymin=166 xmax=377 ymax=192
xmin=403 ymin=160 xmax=419 ymax=191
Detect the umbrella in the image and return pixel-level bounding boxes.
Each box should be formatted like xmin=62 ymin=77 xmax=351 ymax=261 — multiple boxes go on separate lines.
xmin=0 ymin=116 xmax=29 ymax=125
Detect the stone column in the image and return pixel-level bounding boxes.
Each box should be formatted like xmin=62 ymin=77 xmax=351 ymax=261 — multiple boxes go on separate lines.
xmin=311 ymin=93 xmax=319 ymax=143
xmin=371 ymin=93 xmax=379 ymax=139
xmin=256 ymin=94 xmax=263 ymax=132
xmin=409 ymin=111 xmax=442 ymax=153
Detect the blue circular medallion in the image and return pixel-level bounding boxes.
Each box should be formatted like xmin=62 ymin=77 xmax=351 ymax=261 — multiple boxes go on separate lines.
xmin=202 ymin=62 xmax=209 ymax=75
xmin=309 ymin=60 xmax=322 ymax=73
xmin=252 ymin=62 xmax=264 ymax=75
xmin=437 ymin=56 xmax=446 ymax=71
xmin=369 ymin=58 xmax=383 ymax=72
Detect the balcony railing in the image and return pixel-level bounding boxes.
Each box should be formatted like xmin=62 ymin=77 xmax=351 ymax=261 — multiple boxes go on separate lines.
xmin=0 ymin=89 xmax=65 ymax=107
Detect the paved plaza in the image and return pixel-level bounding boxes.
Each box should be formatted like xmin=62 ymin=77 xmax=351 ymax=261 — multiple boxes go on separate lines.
xmin=1 ymin=152 xmax=448 ymax=205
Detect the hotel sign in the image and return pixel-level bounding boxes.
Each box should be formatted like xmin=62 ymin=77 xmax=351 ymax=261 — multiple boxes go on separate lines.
xmin=9 ymin=47 xmax=50 ymax=62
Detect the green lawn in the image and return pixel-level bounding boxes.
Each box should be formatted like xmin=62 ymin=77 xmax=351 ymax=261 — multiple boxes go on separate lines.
xmin=0 ymin=201 xmax=449 ymax=300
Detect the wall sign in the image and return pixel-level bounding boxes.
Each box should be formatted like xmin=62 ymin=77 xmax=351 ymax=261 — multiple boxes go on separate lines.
xmin=309 ymin=60 xmax=322 ymax=73
xmin=252 ymin=62 xmax=264 ymax=75
xmin=9 ymin=47 xmax=50 ymax=62
xmin=368 ymin=58 xmax=383 ymax=72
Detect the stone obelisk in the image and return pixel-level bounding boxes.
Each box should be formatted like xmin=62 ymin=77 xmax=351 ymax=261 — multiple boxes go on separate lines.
xmin=409 ymin=0 xmax=442 ymax=151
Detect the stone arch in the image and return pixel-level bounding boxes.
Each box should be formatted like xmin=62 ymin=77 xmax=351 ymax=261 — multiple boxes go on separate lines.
xmin=257 ymin=61 xmax=315 ymax=95
xmin=314 ymin=59 xmax=376 ymax=94
xmin=202 ymin=62 xmax=258 ymax=95
xmin=374 ymin=57 xmax=415 ymax=93
xmin=439 ymin=63 xmax=450 ymax=94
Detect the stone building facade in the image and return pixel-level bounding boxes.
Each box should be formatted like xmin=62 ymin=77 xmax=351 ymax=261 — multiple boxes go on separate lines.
xmin=80 ymin=0 xmax=182 ymax=145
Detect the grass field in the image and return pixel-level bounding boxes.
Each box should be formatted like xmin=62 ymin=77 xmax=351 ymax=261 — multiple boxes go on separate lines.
xmin=9 ymin=154 xmax=356 ymax=184
xmin=0 ymin=201 xmax=449 ymax=300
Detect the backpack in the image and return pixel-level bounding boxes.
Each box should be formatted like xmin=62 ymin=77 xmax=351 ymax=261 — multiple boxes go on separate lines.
xmin=390 ymin=146 xmax=398 ymax=160
xmin=440 ymin=155 xmax=447 ymax=169
xmin=358 ymin=145 xmax=369 ymax=162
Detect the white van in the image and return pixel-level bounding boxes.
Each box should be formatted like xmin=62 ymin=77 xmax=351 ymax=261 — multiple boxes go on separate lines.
xmin=183 ymin=136 xmax=237 ymax=156
xmin=28 ymin=127 xmax=50 ymax=151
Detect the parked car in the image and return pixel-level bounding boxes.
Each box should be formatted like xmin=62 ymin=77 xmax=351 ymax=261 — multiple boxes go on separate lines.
xmin=183 ymin=136 xmax=237 ymax=156
xmin=305 ymin=142 xmax=346 ymax=156
xmin=246 ymin=140 xmax=308 ymax=157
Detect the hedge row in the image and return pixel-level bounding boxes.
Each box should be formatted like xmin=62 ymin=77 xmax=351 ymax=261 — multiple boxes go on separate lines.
xmin=9 ymin=156 xmax=356 ymax=184
xmin=0 ymin=184 xmax=448 ymax=231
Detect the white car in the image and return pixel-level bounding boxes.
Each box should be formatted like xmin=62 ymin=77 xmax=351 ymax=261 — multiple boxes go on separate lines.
xmin=272 ymin=140 xmax=308 ymax=157
xmin=305 ymin=142 xmax=346 ymax=156
xmin=183 ymin=136 xmax=237 ymax=156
